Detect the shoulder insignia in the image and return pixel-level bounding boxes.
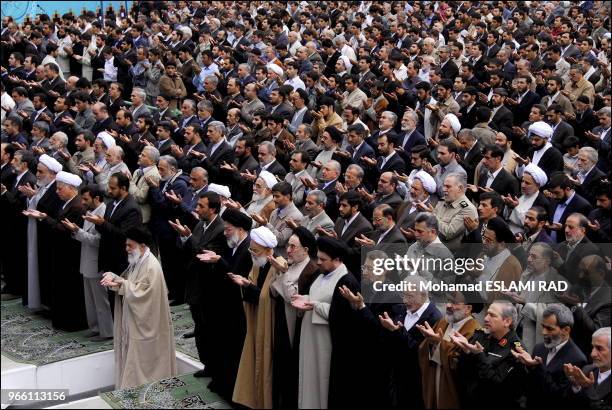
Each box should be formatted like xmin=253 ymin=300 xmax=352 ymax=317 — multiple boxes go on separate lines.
xmin=460 ymin=201 xmax=469 ymax=208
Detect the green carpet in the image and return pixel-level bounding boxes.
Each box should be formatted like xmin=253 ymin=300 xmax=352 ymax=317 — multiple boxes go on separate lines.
xmin=1 ymin=299 xmax=198 ymax=366
xmin=0 ymin=299 xmax=114 ymax=365
xmin=100 ymin=372 xmax=232 ymax=409
xmin=169 ymin=304 xmax=198 ymax=360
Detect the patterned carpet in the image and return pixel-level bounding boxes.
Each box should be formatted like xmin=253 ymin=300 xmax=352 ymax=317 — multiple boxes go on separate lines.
xmin=1 ymin=299 xmax=198 ymax=365
xmin=100 ymin=373 xmax=231 ymax=409
xmin=0 ymin=299 xmax=114 ymax=365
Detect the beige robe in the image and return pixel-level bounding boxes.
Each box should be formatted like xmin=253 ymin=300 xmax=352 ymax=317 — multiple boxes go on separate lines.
xmin=233 ymin=257 xmax=288 ymax=409
xmin=112 ymin=249 xmax=177 ymax=389
xmin=418 ymin=317 xmax=480 ymax=409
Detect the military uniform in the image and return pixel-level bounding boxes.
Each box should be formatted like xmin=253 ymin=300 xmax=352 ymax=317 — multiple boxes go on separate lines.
xmin=434 ymin=194 xmax=478 ymax=251
xmin=457 ymin=329 xmax=527 ymax=409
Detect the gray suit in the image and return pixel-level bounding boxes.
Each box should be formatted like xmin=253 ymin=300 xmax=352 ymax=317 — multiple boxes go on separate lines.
xmin=241 ymin=97 xmax=265 ymax=124
xmin=265 ymin=201 xmax=304 ymax=256
xmin=73 ymin=108 xmax=96 ymax=134
xmin=285 ymin=170 xmax=309 ymax=208
xmin=72 ymin=202 xmax=113 ymax=337
xmin=432 ymin=160 xmax=467 ymax=198
xmin=301 ymin=210 xmax=335 ymax=236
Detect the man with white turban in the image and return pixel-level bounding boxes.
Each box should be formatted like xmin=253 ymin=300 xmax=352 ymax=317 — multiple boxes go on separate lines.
xmin=515 ymin=121 xmax=564 ymax=178
xmin=207 ymin=183 xmax=231 ymax=214
xmin=231 ymin=226 xmax=288 ymax=409
xmin=244 ymin=170 xmax=277 ymax=223
xmin=397 ymin=170 xmax=438 ymax=237
xmin=82 ymin=132 xmax=116 ymax=185
xmin=23 ymin=171 xmax=88 ymax=331
xmin=267 ymin=63 xmax=284 ymax=80
xmin=19 ymin=154 xmax=63 ymax=309
xmin=505 ymin=163 xmax=550 ymax=234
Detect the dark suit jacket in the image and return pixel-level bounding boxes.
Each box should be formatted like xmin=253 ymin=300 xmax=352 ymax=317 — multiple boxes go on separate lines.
xmin=365 ymin=152 xmax=406 ymax=190
xmin=549 ymin=193 xmax=593 ymax=243
xmin=318 ymin=179 xmax=339 ymax=221
xmin=529 ymin=339 xmax=587 ymax=410
xmin=1 ymin=164 xmax=17 ymax=188
xmin=177 ymin=142 xmax=207 ymax=173
xmin=385 ymin=303 xmax=443 ymax=408
xmin=459 ymin=103 xmax=481 ymax=130
xmin=528 ymin=145 xmax=564 ymax=176
xmin=576 ymin=166 xmax=606 ymax=205
xmin=201 ymin=140 xmax=234 ymax=184
xmin=183 ymin=216 xmax=228 ymax=305
xmin=489 ymin=105 xmax=514 ymax=138
xmin=476 ymin=167 xmax=519 ymax=198
xmin=108 ymin=98 xmax=127 ymax=119
xmin=440 ymin=59 xmax=459 ymax=80
xmin=556 ymin=237 xmax=599 ymax=283
xmin=346 ymin=141 xmax=376 ymax=170
xmin=334 ymin=212 xmax=373 ymax=281
xmin=459 ymin=141 xmax=484 ymax=184
xmin=96 ymin=195 xmax=143 ymax=273
xmin=269 ymin=101 xmax=294 ymax=122
xmin=396 ymin=130 xmax=426 ymax=166
xmin=568 ymin=364 xmax=612 ymax=409
xmin=368 ymin=225 xmax=407 ymax=245
xmin=229 ymin=155 xmax=259 ymax=205
xmin=513 ymin=91 xmax=541 ymax=125
xmin=572 ymin=286 xmax=612 ymax=356
xmin=551 ymin=121 xmax=575 ymax=150
xmin=256 ymin=160 xmax=287 ymax=180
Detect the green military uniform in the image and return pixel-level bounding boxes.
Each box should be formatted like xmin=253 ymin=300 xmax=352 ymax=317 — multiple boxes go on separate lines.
xmin=433 ymin=194 xmax=478 ymax=251
xmin=457 ymin=329 xmax=527 ymax=409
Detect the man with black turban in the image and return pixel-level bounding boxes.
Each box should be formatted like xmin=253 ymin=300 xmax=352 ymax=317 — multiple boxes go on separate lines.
xmin=293 ymin=236 xmax=361 ymax=409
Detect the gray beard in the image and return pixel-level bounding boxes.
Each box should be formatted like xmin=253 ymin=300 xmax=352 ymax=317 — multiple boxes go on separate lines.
xmin=252 ymin=255 xmax=268 ymax=267
xmin=446 ymin=310 xmax=467 ymax=324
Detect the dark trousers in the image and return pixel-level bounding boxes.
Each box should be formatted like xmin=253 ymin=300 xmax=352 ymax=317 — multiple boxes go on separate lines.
xmin=159 ymin=237 xmax=185 ymax=303
xmin=190 ymin=303 xmax=208 ymax=365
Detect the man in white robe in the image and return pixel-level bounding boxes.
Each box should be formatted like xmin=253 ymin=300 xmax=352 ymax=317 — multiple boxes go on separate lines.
xmin=101 ymin=227 xmax=176 ymax=389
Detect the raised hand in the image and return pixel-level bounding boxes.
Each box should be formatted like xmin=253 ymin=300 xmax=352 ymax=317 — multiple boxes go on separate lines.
xmin=164 ymin=189 xmax=182 ymax=204
xmin=83 ymin=213 xmax=105 ymax=225
xmin=18 ymin=183 xmax=37 ymax=198
xmin=563 ymin=363 xmax=595 ymax=388
xmin=338 ymin=285 xmax=364 ymax=310
xmin=379 ymin=311 xmax=402 ymax=331
xmin=168 ymin=218 xmax=192 ymax=237
xmin=250 ymin=213 xmax=268 ymax=226
xmin=355 ymin=234 xmax=375 ymax=247
xmin=144 ymin=175 xmax=160 ymax=188
xmin=291 ymin=294 xmax=314 ymax=311
xmin=61 ymin=218 xmax=80 ymax=232
xmin=267 ymin=255 xmax=288 ymax=273
xmin=197 ymin=250 xmax=221 ymax=263
xmin=415 ymin=321 xmax=443 ymax=343
xmin=511 ymin=345 xmax=543 ymax=367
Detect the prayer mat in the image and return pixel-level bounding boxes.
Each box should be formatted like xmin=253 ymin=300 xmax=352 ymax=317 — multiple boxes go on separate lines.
xmin=170 ymin=303 xmax=198 ymax=360
xmin=1 ymin=300 xmax=198 ymax=365
xmin=100 ymin=372 xmax=232 ymax=409
xmin=0 ymin=299 xmax=113 ymax=365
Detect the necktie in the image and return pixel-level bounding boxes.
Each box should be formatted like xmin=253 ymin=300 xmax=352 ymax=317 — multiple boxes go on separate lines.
xmin=341 ymin=219 xmax=350 ymax=236
xmin=109 ymin=201 xmax=120 ymax=218
xmin=135 ymin=169 xmax=144 ymax=185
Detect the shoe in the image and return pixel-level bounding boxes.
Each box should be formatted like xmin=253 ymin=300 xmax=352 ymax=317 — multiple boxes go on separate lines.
xmin=83 ymin=331 xmax=100 ymax=338
xmin=90 ymin=335 xmax=113 ymax=342
xmin=207 ymin=380 xmax=218 ymax=392
xmin=182 ymin=330 xmax=195 ymax=339
xmin=193 ymin=369 xmax=207 ymax=378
